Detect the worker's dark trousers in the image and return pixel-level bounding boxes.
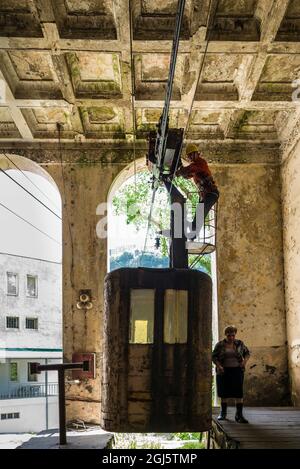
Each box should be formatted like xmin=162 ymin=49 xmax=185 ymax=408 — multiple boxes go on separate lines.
xmin=191 ymin=191 xmax=219 ymax=237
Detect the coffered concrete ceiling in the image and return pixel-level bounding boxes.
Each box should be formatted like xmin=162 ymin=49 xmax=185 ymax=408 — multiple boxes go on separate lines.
xmin=0 ymin=0 xmax=300 ymax=158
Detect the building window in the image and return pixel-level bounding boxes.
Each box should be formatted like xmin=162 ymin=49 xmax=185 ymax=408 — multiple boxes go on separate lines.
xmin=10 ymin=362 xmax=18 ymax=382
xmin=28 ymin=363 xmax=38 ymax=382
xmin=164 ymin=290 xmax=188 ymax=344
xmin=26 ymin=275 xmax=38 ymax=298
xmin=6 ymin=316 xmax=19 ymax=329
xmin=26 ymin=318 xmax=38 ymax=330
xmin=7 ymin=272 xmax=18 ymax=296
xmin=1 ymin=413 xmax=20 ymax=420
xmin=129 ymin=289 xmax=155 ymax=344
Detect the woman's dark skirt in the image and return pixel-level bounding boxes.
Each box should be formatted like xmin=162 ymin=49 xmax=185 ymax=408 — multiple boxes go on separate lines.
xmin=216 ymin=367 xmax=244 ymax=398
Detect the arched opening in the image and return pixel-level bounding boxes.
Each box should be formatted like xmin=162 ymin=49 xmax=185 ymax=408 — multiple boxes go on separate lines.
xmin=106 ymin=159 xmax=219 ymax=446
xmin=107 ymin=158 xmax=216 ymax=276
xmin=0 ymin=153 xmax=62 ymax=434
xmin=108 ymin=160 xmax=169 ymax=270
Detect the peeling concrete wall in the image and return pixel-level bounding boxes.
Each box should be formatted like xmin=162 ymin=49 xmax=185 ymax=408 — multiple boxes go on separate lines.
xmin=44 ymin=155 xmax=127 ymax=424
xmin=281 ymin=144 xmax=300 ymax=406
xmin=0 ymin=147 xmax=289 ymax=422
xmin=215 ymin=164 xmax=289 ymax=405
xmin=37 ymin=154 xmax=291 ymax=414
xmin=49 ymin=156 xmax=288 ymax=413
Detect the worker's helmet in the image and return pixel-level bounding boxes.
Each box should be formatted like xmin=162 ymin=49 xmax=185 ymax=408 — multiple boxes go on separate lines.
xmin=185 ymin=143 xmax=199 ymax=158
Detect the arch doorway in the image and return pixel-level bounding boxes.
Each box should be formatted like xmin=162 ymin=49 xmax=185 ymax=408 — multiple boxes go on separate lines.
xmin=0 ymin=153 xmax=62 ymax=433
xmin=103 ymin=158 xmax=220 ymax=439
xmin=107 ymin=158 xmax=214 ymax=276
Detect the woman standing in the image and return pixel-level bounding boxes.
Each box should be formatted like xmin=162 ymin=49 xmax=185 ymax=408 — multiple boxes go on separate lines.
xmin=212 ymin=326 xmax=250 ymax=423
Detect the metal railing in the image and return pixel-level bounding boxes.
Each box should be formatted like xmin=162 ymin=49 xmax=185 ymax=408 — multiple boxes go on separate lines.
xmin=185 ymin=192 xmax=218 ymax=256
xmin=0 ymin=382 xmax=58 ymax=400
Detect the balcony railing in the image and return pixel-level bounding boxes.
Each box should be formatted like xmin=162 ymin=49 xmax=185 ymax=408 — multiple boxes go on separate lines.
xmin=0 ymin=382 xmax=58 ymax=400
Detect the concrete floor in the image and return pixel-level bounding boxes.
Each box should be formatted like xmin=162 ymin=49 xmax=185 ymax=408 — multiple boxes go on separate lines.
xmin=0 ymin=433 xmax=34 ymax=449
xmin=17 ymin=427 xmax=113 ymax=449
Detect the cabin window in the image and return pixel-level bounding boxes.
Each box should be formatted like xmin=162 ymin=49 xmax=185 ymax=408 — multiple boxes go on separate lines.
xmin=164 ymin=290 xmax=188 ymax=344
xmin=129 ymin=289 xmax=155 ymax=344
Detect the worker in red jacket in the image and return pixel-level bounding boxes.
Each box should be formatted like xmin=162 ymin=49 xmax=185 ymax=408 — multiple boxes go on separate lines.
xmin=176 ymin=143 xmax=219 ymax=239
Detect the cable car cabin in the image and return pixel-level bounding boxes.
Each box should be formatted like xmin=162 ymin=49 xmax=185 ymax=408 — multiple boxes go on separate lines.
xmin=101 ymin=267 xmax=212 ymax=432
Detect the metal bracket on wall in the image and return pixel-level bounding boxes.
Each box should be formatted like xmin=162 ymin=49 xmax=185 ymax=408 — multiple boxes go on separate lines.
xmin=72 ymin=352 xmax=96 ymax=380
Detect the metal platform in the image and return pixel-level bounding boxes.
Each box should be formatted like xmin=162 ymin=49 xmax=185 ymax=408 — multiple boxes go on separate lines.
xmin=210 ymin=407 xmax=300 ymax=449
xmin=186 ymin=241 xmax=216 ymax=255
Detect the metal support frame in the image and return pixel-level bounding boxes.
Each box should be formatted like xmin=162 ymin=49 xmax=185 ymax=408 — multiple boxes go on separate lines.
xmin=153 ymin=0 xmax=186 ymax=180
xmin=144 ymin=1 xmax=187 ymax=265
xmin=163 ymin=178 xmax=188 ymax=269
xmin=30 ymin=361 xmax=90 ymax=445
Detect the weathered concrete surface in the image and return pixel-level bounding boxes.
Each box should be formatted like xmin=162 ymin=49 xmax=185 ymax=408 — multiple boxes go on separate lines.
xmin=44 ymin=158 xmax=125 ymax=424
xmin=281 ymin=143 xmax=300 ymax=406
xmin=215 ymin=163 xmax=289 ymax=405
xmin=102 ymin=268 xmax=212 ymax=432
xmin=0 ymin=145 xmax=290 ymax=420
xmin=51 ymin=156 xmax=289 ymax=411
xmin=0 ymin=0 xmax=300 ymax=424
xmin=0 ymin=1 xmax=299 ymax=146
xmin=0 ymin=141 xmax=280 ymax=165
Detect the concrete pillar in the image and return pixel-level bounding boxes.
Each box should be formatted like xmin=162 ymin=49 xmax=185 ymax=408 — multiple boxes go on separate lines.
xmin=215 ymin=163 xmax=289 ymax=405
xmin=45 ymin=158 xmax=126 ymax=423
xmin=281 ymin=143 xmax=300 ymax=405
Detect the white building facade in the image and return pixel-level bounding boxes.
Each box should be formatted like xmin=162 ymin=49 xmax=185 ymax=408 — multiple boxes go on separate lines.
xmin=0 ymin=252 xmax=62 ymax=433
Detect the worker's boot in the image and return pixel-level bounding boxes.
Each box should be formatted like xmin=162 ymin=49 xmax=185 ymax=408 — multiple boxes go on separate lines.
xmin=235 ymin=403 xmax=248 ymax=423
xmin=217 ymin=402 xmax=227 ymax=421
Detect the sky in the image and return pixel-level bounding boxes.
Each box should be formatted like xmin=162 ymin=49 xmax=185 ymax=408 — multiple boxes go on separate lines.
xmin=108 ymin=211 xmax=147 ymax=254
xmin=0 ymin=169 xmax=62 ymax=263
xmin=0 ymin=164 xmax=174 ymax=268
xmin=0 ymin=169 xmax=149 ymax=265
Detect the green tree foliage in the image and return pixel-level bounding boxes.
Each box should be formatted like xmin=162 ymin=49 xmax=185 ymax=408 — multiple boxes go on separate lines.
xmin=172 ymin=432 xmax=201 ymax=441
xmin=112 ymin=171 xmax=211 ymax=273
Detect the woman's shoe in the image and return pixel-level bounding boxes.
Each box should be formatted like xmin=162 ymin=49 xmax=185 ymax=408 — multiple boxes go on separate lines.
xmin=217 ymin=402 xmax=227 ymax=421
xmin=235 ymin=414 xmax=249 ymax=424
xmin=235 ymin=403 xmax=248 ymax=423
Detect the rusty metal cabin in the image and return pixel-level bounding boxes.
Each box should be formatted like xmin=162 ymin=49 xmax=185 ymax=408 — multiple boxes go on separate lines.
xmin=101 ymin=267 xmax=212 ymax=432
